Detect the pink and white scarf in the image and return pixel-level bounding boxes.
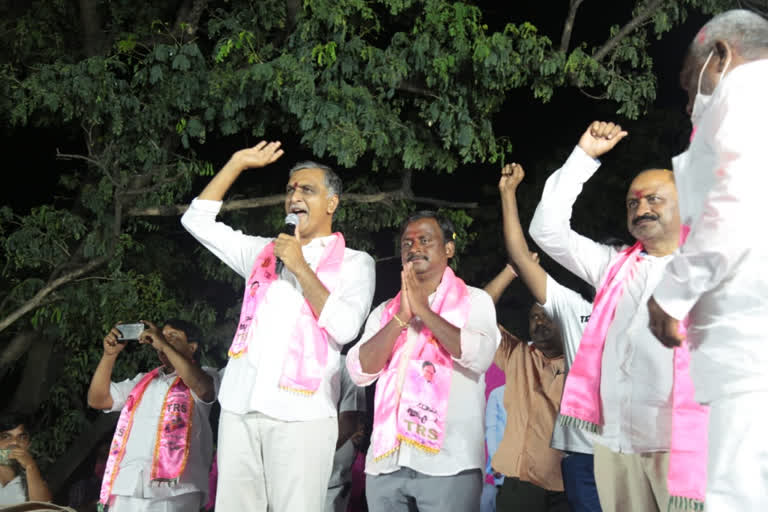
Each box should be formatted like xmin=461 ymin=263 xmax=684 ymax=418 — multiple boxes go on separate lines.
xmin=559 ymin=227 xmax=709 ymax=511
xmin=370 ymin=266 xmax=471 ymax=460
xmin=229 ymin=233 xmax=345 ymax=394
xmin=99 ymin=368 xmax=194 ymax=511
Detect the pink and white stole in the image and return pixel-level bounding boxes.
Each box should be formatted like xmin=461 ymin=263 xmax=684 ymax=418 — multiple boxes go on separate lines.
xmin=370 ymin=266 xmax=471 ymax=460
xmin=229 ymin=233 xmax=345 ymax=394
xmin=98 ymin=368 xmax=194 ymax=511
xmin=559 ymin=227 xmax=709 ymax=511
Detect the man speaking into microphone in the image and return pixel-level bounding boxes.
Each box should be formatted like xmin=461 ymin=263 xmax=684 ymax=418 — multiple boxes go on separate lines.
xmin=181 ymin=141 xmax=376 ymax=512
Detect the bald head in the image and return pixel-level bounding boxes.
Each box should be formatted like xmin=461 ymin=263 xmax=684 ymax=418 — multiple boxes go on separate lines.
xmin=631 ymin=168 xmax=675 ymax=188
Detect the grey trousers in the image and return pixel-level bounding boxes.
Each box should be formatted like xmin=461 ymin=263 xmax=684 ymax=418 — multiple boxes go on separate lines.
xmin=366 ymin=467 xmax=482 ymax=512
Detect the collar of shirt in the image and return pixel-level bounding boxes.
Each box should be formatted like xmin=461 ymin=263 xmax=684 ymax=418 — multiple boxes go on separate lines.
xmin=304 ymin=234 xmax=335 ymax=249
xmin=0 ymin=475 xmax=21 ymax=489
xmin=528 ymin=344 xmax=565 ymax=368
xmin=158 ymin=367 xmax=179 ymax=380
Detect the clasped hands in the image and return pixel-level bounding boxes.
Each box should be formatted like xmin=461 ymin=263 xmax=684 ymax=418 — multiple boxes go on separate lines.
xmin=396 ymin=262 xmax=430 ymax=326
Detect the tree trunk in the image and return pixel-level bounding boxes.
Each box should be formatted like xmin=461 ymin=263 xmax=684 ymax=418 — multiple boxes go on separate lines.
xmin=47 ymin=412 xmax=119 ymax=495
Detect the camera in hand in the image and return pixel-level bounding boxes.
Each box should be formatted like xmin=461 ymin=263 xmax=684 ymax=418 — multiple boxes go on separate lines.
xmin=116 ymin=322 xmax=146 ymax=342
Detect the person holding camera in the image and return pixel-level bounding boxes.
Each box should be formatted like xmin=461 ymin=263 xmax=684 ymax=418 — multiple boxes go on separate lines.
xmin=0 ymin=415 xmax=53 ymax=506
xmin=87 ymin=320 xmax=219 ymax=512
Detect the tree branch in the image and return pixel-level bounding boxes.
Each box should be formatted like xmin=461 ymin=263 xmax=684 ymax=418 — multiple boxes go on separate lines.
xmin=578 ymin=87 xmax=609 ymax=100
xmin=396 ymin=80 xmax=439 ymax=99
xmin=401 ymin=169 xmax=414 ymax=197
xmin=559 ymin=0 xmax=585 ymax=53
xmin=0 ymin=331 xmax=36 ymax=375
xmin=127 ymin=190 xmax=478 ymax=216
xmin=56 ymin=149 xmax=120 ymax=188
xmin=48 ymin=412 xmax=119 ymax=494
xmin=286 ymin=0 xmax=301 ymax=32
xmin=173 ymin=0 xmax=208 ymax=38
xmin=78 ymin=0 xmax=106 ymax=57
xmin=592 ymin=0 xmax=665 ymax=63
xmin=56 ymin=150 xmax=105 ymax=170
xmin=0 ymin=257 xmax=109 ymax=335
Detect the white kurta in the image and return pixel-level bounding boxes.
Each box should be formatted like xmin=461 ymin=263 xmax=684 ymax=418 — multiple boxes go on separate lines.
xmin=653 ymin=59 xmax=768 ymax=404
xmin=181 ymin=198 xmax=376 ymax=420
xmin=347 ymin=286 xmax=501 ymax=477
xmin=530 ymin=147 xmax=676 ymax=454
xmin=107 ymin=367 xmax=220 ymax=502
xmin=652 ymin=59 xmax=768 ymax=512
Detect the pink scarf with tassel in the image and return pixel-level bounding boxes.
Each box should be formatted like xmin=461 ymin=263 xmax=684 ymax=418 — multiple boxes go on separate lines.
xmin=370 ymin=266 xmax=471 ymax=460
xmin=559 ymin=227 xmax=708 ymax=511
xmin=229 ymin=233 xmax=345 ymax=394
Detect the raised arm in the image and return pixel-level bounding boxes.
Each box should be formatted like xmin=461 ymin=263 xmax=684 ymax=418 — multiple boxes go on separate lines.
xmin=87 ymin=326 xmax=125 ymax=410
xmin=499 ymin=163 xmax=548 ymax=304
xmin=198 ymin=141 xmax=284 ymax=201
xmin=483 ymin=264 xmax=517 ymax=305
xmin=529 ymin=122 xmax=625 ymax=287
xmin=139 ymin=321 xmax=215 ymax=402
xmin=180 ymin=142 xmax=284 ymax=279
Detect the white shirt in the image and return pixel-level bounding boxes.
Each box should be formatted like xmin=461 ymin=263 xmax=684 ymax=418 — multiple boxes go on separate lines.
xmin=347 ymin=286 xmax=501 ymax=476
xmin=181 ymin=198 xmax=376 ymax=420
xmin=653 ymin=59 xmax=768 ymax=404
xmin=0 ymin=475 xmax=26 ymax=506
xmin=540 ymin=275 xmax=595 ymax=454
xmin=530 ymin=146 xmax=675 ymax=454
xmin=107 ymin=367 xmax=220 ymax=501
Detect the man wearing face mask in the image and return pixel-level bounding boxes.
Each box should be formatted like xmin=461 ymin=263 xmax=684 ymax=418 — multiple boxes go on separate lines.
xmin=647 ymin=9 xmax=768 ymax=511
xmin=181 ymin=142 xmax=376 ymax=511
xmin=529 ymin=121 xmax=708 ymax=512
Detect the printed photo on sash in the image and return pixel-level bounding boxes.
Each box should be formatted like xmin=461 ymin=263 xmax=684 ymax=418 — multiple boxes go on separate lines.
xmin=396 ymin=359 xmax=450 ymax=451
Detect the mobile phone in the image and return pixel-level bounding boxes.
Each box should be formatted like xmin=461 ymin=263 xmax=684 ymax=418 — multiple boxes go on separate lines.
xmin=0 ymin=448 xmax=12 ymax=465
xmin=116 ymin=322 xmax=145 ymax=342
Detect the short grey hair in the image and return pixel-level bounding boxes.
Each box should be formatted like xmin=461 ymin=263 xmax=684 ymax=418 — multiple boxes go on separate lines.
xmin=288 ymin=161 xmax=343 ymax=198
xmin=690 ymin=9 xmax=768 ymax=62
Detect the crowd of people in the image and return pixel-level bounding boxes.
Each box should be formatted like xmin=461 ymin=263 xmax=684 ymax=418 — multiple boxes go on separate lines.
xmin=1 ymin=8 xmax=766 ymax=512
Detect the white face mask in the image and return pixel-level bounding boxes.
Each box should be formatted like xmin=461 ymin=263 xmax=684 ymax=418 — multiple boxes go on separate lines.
xmin=690 ymin=50 xmax=730 ymax=126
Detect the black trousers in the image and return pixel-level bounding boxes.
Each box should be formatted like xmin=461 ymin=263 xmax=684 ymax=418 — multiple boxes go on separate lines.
xmin=496 ymin=477 xmax=571 ymax=512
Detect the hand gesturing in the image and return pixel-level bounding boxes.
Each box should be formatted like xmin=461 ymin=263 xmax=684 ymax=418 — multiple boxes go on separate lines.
xmin=498 ymin=163 xmax=525 ymax=195
xmin=577 ymin=121 xmax=628 ymax=159
xmin=231 ymin=141 xmax=285 ymax=171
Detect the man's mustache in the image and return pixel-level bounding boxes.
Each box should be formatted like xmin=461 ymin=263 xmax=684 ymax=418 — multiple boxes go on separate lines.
xmin=407 ymin=254 xmax=427 ymax=262
xmin=633 ymin=213 xmax=659 ymax=225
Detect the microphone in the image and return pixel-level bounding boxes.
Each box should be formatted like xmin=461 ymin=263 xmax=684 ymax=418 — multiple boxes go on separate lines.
xmin=275 ymin=213 xmax=299 ymax=275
